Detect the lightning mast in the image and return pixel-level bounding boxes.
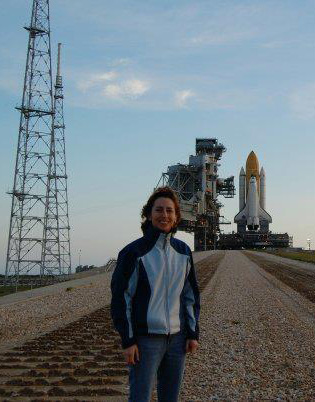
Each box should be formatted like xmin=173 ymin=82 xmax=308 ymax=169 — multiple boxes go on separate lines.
xmin=5 ymin=0 xmax=71 ymax=282
xmin=45 ymin=43 xmax=71 ymax=275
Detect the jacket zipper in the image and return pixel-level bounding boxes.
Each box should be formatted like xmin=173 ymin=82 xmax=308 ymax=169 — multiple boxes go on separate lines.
xmin=163 ymin=235 xmax=170 ymax=334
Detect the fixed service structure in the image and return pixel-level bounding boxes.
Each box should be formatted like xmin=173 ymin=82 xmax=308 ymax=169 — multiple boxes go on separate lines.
xmin=157 ymin=138 xmax=235 ymax=251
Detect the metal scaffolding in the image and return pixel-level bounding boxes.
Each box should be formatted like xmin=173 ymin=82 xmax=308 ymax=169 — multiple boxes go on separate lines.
xmin=5 ymin=0 xmax=71 ymax=282
xmin=157 ymin=138 xmax=235 ymax=251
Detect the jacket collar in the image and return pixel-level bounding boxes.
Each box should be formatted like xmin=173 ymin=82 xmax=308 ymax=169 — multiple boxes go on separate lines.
xmin=143 ymin=223 xmax=173 ymax=247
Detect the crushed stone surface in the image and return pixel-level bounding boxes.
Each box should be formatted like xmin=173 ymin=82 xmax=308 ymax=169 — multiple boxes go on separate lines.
xmin=0 ymin=252 xmax=210 ymax=353
xmin=1 ymin=250 xmax=315 ymax=400
xmin=0 ymin=272 xmax=113 ymax=352
xmin=181 ymin=250 xmax=315 ymax=401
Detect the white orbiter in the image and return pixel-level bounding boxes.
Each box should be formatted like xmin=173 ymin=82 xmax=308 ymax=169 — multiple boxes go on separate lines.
xmin=234 ymin=151 xmax=272 ymax=232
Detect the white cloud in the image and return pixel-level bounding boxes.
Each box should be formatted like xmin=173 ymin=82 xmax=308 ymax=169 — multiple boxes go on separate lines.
xmin=103 ymin=84 xmax=122 ymax=99
xmin=103 ymin=79 xmax=150 ymax=100
xmin=77 ymin=71 xmax=118 ymax=92
xmin=75 ymin=68 xmax=150 ymax=102
xmin=174 ymin=90 xmax=194 ymax=108
xmin=289 ymin=83 xmax=315 ymax=119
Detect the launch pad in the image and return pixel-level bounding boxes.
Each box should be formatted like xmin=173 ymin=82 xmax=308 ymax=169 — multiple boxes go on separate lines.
xmin=219 ymin=231 xmax=290 ymax=249
xmin=158 ymin=146 xmax=290 ymax=250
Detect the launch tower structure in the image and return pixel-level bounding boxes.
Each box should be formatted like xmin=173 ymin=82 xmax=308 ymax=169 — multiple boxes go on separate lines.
xmin=5 ymin=0 xmax=71 ymax=282
xmin=157 ymin=138 xmax=235 ymax=251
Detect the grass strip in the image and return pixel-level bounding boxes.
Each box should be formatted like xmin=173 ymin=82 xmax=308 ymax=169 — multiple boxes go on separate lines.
xmin=0 ymin=286 xmax=33 ymax=298
xmin=262 ymin=250 xmax=315 ymax=264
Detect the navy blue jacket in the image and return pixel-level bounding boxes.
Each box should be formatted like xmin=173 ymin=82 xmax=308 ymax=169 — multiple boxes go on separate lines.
xmin=111 ymin=225 xmax=200 ymax=348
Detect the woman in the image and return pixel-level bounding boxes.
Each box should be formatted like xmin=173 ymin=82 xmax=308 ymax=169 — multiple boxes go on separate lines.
xmin=111 ymin=187 xmax=200 ymax=402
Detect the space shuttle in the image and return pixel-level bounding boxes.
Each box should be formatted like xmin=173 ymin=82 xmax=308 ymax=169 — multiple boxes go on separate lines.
xmin=234 ymin=151 xmax=272 ymax=232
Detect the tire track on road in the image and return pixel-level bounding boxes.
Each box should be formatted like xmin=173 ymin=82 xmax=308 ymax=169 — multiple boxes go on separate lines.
xmin=0 ymin=252 xmax=224 ymax=401
xmin=243 ymin=251 xmax=315 ymax=304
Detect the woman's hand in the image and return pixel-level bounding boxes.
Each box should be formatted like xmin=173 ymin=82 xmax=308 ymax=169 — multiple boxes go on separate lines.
xmin=123 ymin=344 xmax=139 ymax=365
xmin=186 ymin=339 xmax=199 ymax=353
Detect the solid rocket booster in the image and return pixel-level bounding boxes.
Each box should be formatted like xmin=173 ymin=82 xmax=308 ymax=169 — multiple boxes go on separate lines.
xmin=235 ymin=151 xmax=271 ymax=231
xmin=260 ymin=167 xmax=266 ymax=210
xmin=239 ymin=167 xmax=246 ymax=211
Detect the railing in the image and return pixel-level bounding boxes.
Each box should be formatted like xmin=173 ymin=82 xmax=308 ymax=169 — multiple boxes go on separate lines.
xmin=103 ymin=259 xmax=117 ymax=272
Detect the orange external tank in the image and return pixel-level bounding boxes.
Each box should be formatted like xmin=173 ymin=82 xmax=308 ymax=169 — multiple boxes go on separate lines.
xmin=246 ymin=151 xmax=260 ymax=195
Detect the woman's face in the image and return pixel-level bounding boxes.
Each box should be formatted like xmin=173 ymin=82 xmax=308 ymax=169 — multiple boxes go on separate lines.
xmin=149 ymin=197 xmax=177 ymax=233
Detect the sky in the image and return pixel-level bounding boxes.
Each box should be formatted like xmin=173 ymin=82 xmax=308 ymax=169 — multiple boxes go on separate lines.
xmin=0 ymin=0 xmax=314 ymax=272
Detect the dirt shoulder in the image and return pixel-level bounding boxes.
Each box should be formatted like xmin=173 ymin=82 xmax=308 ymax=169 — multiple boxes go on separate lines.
xmin=244 ymin=251 xmax=315 ymax=303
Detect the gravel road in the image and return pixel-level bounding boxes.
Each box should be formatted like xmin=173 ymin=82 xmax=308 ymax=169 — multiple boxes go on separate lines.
xmin=0 ymin=252 xmax=218 ymax=400
xmin=191 ymin=250 xmax=215 ymax=264
xmin=1 ymin=250 xmax=315 ymax=400
xmin=0 ymin=251 xmax=212 ymax=353
xmin=0 ymin=272 xmax=113 ymax=352
xmin=181 ymin=250 xmax=315 ymax=401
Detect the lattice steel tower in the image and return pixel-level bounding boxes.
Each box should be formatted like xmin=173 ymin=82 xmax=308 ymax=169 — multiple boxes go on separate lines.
xmin=48 ymin=43 xmax=71 ymax=275
xmin=5 ymin=0 xmax=71 ymax=281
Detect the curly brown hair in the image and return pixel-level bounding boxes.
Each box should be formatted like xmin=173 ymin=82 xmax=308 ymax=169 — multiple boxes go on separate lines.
xmin=141 ymin=186 xmax=181 ymax=234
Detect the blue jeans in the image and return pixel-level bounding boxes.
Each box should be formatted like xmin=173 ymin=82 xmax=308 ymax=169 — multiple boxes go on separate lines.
xmin=128 ymin=332 xmax=186 ymax=402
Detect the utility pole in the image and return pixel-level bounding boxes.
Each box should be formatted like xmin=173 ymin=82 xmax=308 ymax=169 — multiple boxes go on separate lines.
xmin=5 ymin=0 xmax=71 ymax=283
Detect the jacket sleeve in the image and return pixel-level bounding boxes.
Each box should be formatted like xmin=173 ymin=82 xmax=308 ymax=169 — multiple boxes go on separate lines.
xmin=182 ymin=251 xmax=200 ymax=340
xmin=110 ymin=247 xmax=139 ymax=348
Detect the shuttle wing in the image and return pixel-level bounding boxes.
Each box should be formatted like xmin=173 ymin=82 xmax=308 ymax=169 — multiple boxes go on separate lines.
xmin=258 ymin=206 xmax=272 ymax=223
xmin=234 ymin=204 xmax=272 ymax=224
xmin=234 ymin=205 xmax=248 ymax=222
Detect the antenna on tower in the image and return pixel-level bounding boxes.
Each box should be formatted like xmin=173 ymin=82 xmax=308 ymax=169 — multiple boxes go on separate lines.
xmin=5 ymin=0 xmax=71 ymax=283
xmin=56 ymin=42 xmax=62 ymax=86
